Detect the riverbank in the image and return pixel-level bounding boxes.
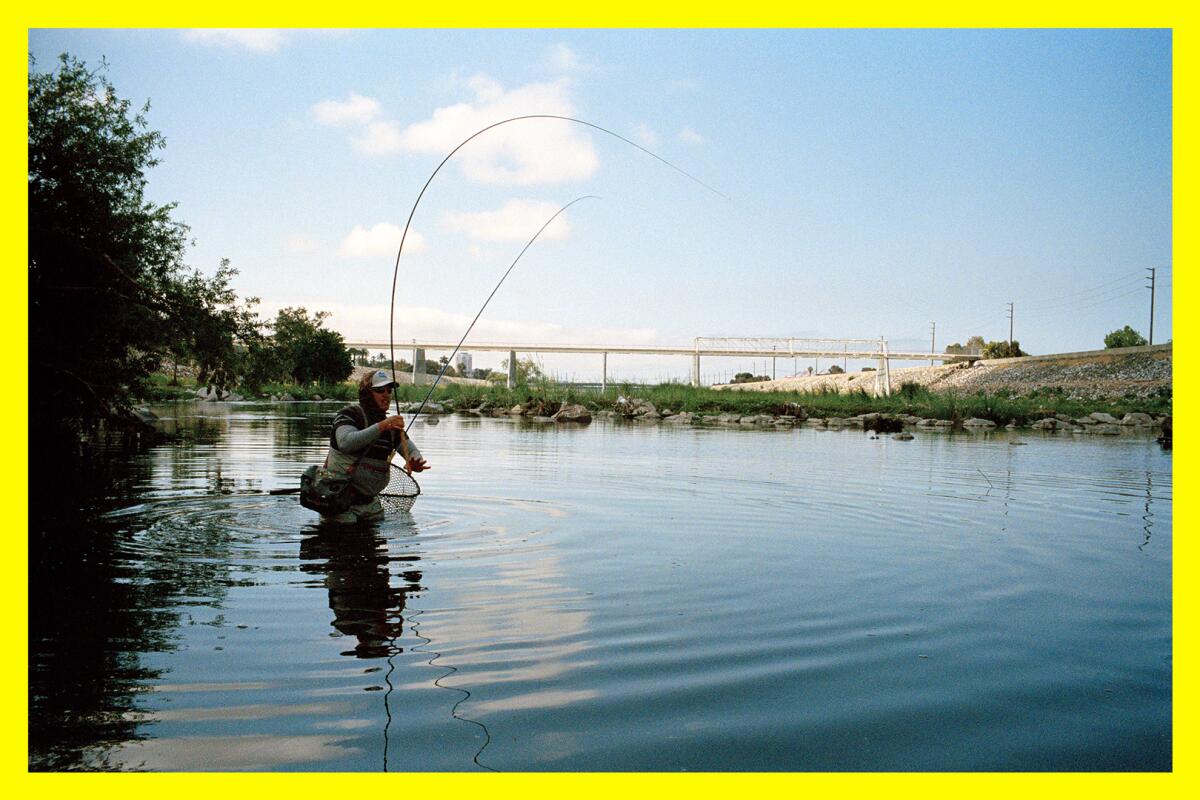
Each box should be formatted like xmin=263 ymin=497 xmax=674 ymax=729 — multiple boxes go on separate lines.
xmin=139 ymin=344 xmax=1171 ymax=437
xmin=720 ymin=344 xmax=1171 ymax=402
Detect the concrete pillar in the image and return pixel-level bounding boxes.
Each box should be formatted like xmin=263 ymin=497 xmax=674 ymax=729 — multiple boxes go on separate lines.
xmin=507 ymin=350 xmax=517 ymax=389
xmin=602 ymin=352 xmax=608 ymax=392
xmin=692 ymin=353 xmax=700 ymax=386
xmin=413 ymin=348 xmax=425 ymax=386
xmin=881 ymin=338 xmax=892 ymax=396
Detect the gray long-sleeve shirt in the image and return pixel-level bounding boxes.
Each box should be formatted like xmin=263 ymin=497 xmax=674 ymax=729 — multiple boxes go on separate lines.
xmin=335 ymin=422 xmax=422 ymax=461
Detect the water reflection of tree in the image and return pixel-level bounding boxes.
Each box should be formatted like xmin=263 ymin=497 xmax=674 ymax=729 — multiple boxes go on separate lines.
xmin=29 ymin=459 xmax=239 ymax=769
xmin=299 ymin=528 xmax=423 ymax=659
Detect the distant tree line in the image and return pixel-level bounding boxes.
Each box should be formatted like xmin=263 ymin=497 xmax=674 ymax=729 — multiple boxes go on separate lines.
xmin=943 ymin=335 xmax=1024 ymax=359
xmin=30 ymin=54 xmax=352 ymax=448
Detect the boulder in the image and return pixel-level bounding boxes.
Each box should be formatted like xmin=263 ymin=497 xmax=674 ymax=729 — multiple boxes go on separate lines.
xmin=1089 ymin=412 xmax=1121 ymax=424
xmin=665 ymin=412 xmax=696 ymax=425
xmin=891 ymin=432 xmax=915 ymax=441
xmin=550 ymin=403 xmax=592 ymax=424
xmin=865 ymin=415 xmax=904 ymax=433
xmin=962 ymin=418 xmax=997 ymax=429
xmin=1120 ymin=412 xmax=1155 ymax=426
xmin=1029 ymin=418 xmax=1058 ymax=430
xmin=614 ymin=397 xmax=656 ymax=417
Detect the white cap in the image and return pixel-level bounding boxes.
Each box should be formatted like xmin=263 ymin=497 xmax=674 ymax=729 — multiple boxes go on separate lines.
xmin=370 ymin=370 xmax=397 ymax=389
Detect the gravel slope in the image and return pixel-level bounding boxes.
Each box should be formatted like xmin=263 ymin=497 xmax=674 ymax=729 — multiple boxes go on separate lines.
xmin=718 ymin=347 xmax=1172 ymax=402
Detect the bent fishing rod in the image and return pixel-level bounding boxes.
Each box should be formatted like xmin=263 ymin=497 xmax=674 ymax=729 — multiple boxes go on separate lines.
xmin=265 ymin=197 xmax=593 ymax=498
xmin=387 ymin=114 xmax=729 ymax=417
xmin=401 ymin=194 xmax=597 ymax=432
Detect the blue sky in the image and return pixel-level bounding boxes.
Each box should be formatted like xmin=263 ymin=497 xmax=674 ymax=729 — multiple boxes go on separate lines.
xmin=28 ymin=28 xmax=1172 ymax=382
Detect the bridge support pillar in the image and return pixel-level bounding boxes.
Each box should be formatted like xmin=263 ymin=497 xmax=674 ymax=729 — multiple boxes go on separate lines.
xmin=413 ymin=348 xmax=425 ymax=386
xmin=692 ymin=353 xmax=700 ymax=386
xmin=507 ymin=350 xmax=517 ymax=389
xmin=602 ymin=352 xmax=608 ymax=392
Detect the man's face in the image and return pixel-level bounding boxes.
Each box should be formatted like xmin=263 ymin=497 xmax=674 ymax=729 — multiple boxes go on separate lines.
xmin=371 ymin=385 xmax=393 ymax=412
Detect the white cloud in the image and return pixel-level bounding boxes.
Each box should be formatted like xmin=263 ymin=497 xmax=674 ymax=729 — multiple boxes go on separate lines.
xmin=678 ymin=126 xmax=705 ymax=144
xmin=633 ymin=123 xmax=658 ymax=148
xmin=352 ymin=120 xmax=406 ymax=156
xmin=352 ymin=75 xmax=599 ymax=186
xmin=441 ymin=199 xmax=572 ymax=242
xmin=545 ymin=43 xmax=588 ymax=73
xmin=338 ymin=223 xmax=427 ymax=259
xmin=285 ymin=233 xmax=321 ymax=255
xmin=311 ymin=93 xmax=381 ymax=127
xmin=182 ymin=29 xmax=288 ymax=53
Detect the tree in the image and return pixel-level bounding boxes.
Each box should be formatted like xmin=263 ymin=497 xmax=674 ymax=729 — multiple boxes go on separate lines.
xmin=982 ymin=340 xmax=1026 ymax=359
xmin=270 ymin=307 xmax=352 ymax=385
xmin=500 ymin=356 xmax=545 ymax=385
xmin=1104 ymin=326 xmax=1148 ymax=349
xmin=29 ymin=54 xmax=242 ymax=444
xmin=945 ymin=335 xmax=985 ymax=356
xmin=163 ymin=258 xmax=264 ymax=393
xmin=828 ymin=365 xmax=845 ymax=374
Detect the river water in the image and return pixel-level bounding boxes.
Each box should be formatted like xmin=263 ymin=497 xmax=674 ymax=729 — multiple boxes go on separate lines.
xmin=29 ymin=402 xmax=1172 ymax=771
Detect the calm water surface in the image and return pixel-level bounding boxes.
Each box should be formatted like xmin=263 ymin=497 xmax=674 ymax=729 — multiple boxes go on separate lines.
xmin=29 ymin=402 xmax=1172 ymax=771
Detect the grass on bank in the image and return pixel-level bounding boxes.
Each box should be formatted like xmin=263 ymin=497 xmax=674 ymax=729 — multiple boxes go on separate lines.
xmin=142 ymin=374 xmax=1170 ymax=425
xmin=391 ymin=379 xmax=1169 ymax=425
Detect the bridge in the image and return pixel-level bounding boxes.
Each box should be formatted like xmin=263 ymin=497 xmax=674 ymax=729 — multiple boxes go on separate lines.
xmin=342 ymin=336 xmax=975 ymax=395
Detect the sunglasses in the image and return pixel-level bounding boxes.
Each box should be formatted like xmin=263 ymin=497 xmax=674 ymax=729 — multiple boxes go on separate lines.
xmin=371 ymin=385 xmax=394 ymax=394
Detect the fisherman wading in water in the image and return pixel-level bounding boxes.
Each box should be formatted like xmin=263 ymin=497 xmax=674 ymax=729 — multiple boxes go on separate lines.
xmin=319 ymin=370 xmax=429 ymax=523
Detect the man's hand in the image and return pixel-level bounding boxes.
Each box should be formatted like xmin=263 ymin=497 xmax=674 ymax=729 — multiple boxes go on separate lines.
xmin=406 ymin=457 xmax=429 ymax=473
xmin=380 ymin=414 xmax=406 ymax=432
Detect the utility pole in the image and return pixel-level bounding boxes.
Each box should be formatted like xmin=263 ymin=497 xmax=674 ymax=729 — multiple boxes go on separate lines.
xmin=1146 ymin=267 xmax=1156 ymax=345
xmin=929 ymin=322 xmax=936 ymax=366
xmin=1007 ymin=302 xmax=1014 ymax=347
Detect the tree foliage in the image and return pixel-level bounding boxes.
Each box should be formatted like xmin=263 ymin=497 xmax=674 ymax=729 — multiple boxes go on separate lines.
xmin=945 ymin=335 xmax=986 ymax=355
xmin=981 ymin=340 xmax=1026 ymax=359
xmin=500 ymin=356 xmax=545 ymax=385
xmin=29 ymin=54 xmax=248 ymax=442
xmin=1104 ymin=326 xmax=1148 ymax=349
xmin=266 ymin=307 xmax=352 ymax=387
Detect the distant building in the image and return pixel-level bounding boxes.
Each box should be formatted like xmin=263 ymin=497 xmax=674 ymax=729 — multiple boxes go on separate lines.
xmin=456 ymin=352 xmax=473 ymax=375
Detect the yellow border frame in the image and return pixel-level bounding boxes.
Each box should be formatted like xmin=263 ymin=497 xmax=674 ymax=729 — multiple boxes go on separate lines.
xmin=6 ymin=5 xmax=1189 ymax=797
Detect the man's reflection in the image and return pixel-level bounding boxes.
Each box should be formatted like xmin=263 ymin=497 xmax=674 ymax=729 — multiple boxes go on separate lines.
xmin=299 ymin=525 xmax=423 ymax=658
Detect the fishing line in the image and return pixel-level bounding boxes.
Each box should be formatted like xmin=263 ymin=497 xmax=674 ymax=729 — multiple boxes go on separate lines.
xmin=402 ymin=194 xmax=596 ymax=432
xmin=404 ymin=608 xmax=497 ymax=771
xmin=387 ymin=114 xmax=729 ymax=417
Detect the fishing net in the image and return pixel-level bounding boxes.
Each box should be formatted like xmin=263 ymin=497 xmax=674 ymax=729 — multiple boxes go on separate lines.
xmin=380 ymin=461 xmax=421 ymax=512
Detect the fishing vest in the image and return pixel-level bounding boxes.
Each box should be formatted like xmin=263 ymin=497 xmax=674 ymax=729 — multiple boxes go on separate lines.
xmin=323 ymin=404 xmax=403 ymax=498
